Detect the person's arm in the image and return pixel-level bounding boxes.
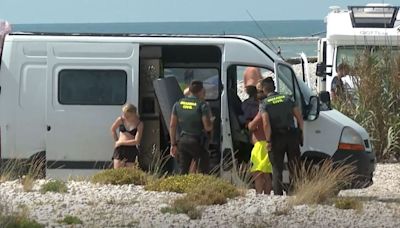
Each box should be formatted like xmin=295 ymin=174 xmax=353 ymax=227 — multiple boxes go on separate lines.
xmin=117 ymin=122 xmax=144 ymax=146
xmin=248 ymin=112 xmax=262 ymax=131
xmin=110 ymin=117 xmax=122 ymax=141
xmin=169 ymin=103 xmax=179 ymax=157
xmin=293 ymin=106 xmax=304 ymax=131
xmin=201 ymin=102 xmax=213 ymax=132
xmin=261 ymin=112 xmax=272 ymax=142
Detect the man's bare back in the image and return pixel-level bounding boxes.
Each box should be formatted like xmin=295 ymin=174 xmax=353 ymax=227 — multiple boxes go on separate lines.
xmin=244 ymin=67 xmax=263 ymax=87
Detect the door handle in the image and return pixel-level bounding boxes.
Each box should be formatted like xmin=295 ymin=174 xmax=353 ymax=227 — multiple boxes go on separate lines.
xmin=47 ymin=125 xmax=51 ymax=131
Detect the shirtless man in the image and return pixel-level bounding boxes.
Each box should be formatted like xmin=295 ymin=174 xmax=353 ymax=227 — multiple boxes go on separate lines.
xmin=244 ymin=67 xmax=263 ymax=87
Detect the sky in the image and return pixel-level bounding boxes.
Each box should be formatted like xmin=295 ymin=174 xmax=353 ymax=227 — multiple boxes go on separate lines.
xmin=0 ymin=0 xmax=393 ymax=24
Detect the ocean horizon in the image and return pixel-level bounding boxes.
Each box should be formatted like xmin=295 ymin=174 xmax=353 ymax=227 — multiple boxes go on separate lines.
xmin=11 ymin=20 xmax=325 ymax=58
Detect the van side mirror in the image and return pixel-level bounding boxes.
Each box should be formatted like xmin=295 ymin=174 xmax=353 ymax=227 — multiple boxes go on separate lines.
xmin=319 ymin=91 xmax=332 ymax=110
xmin=316 ymin=63 xmax=332 ymax=77
xmin=307 ymin=96 xmax=320 ymax=121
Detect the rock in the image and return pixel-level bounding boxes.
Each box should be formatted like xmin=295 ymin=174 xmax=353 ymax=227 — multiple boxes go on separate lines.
xmin=245 ymin=206 xmax=261 ymax=215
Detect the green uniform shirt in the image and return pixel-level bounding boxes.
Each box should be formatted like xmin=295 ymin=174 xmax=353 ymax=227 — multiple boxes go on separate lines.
xmin=260 ymin=92 xmax=295 ymax=130
xmin=172 ymin=96 xmax=209 ymax=136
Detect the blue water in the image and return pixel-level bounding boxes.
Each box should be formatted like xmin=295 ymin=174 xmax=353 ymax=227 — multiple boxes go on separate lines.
xmin=12 ymin=20 xmax=325 ymax=58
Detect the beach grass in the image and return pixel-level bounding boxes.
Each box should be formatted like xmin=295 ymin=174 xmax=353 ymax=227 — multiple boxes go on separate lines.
xmin=289 ymin=160 xmax=355 ymax=205
xmin=40 ymin=180 xmax=68 ymax=194
xmin=334 ymin=48 xmax=400 ymax=162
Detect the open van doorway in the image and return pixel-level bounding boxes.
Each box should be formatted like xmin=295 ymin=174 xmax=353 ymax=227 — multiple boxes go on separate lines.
xmin=141 ymin=45 xmax=222 ymax=174
xmin=226 ymin=65 xmax=274 ymax=172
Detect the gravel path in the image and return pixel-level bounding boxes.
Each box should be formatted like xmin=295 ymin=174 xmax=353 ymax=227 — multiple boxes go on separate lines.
xmin=1 ymin=163 xmax=400 ymax=227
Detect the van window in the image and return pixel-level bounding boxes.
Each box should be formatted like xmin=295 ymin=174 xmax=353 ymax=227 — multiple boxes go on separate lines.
xmin=164 ymin=68 xmax=219 ymax=100
xmin=58 ymin=69 xmax=127 ymax=105
xmin=276 ymin=64 xmax=303 ymax=108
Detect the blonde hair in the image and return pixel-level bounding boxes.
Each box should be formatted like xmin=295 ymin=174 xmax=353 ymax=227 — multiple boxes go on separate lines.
xmin=122 ymin=103 xmax=137 ymax=115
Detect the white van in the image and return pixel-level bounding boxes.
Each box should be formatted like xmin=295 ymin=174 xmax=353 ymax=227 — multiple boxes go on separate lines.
xmin=0 ymin=23 xmax=375 ymax=187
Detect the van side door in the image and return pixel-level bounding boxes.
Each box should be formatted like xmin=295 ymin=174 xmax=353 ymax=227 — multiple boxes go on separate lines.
xmin=45 ymin=42 xmax=138 ymax=175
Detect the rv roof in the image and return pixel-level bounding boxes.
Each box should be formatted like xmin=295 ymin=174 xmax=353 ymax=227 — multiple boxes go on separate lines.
xmin=349 ymin=5 xmax=399 ymax=28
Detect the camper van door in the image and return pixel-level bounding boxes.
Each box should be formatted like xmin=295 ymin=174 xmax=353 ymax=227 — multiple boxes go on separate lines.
xmin=45 ymin=42 xmax=139 ymax=171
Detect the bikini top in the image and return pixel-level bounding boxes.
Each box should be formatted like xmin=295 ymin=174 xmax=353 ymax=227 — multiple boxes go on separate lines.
xmin=119 ymin=117 xmax=141 ymax=136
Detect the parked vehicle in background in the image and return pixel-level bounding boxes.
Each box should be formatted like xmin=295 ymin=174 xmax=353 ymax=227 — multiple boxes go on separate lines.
xmin=315 ymin=3 xmax=400 ymax=93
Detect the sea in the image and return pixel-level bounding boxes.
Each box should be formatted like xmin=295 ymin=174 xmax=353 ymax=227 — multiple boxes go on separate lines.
xmin=12 ymin=20 xmax=325 ymax=59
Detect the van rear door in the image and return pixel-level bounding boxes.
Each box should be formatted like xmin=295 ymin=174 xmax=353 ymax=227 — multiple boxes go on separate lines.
xmin=45 ymin=42 xmax=138 ymax=175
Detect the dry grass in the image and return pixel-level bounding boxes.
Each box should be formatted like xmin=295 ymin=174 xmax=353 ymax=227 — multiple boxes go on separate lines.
xmin=21 ymin=157 xmax=46 ymax=192
xmin=0 ymin=156 xmax=45 ymax=190
xmin=0 ymin=200 xmax=43 ymax=228
xmin=289 ymin=160 xmax=356 ymax=205
xmin=334 ymin=49 xmax=400 ymax=161
xmin=0 ymin=159 xmax=26 ymax=183
xmin=147 ymin=148 xmax=171 ymax=178
xmin=91 ymin=166 xmax=150 ymax=185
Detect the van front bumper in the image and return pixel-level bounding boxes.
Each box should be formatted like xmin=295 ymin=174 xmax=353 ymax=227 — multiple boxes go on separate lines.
xmin=331 ymin=149 xmax=376 ymax=189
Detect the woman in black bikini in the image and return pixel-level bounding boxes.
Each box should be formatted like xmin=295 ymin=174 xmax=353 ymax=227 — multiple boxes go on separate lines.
xmin=110 ymin=104 xmax=144 ymax=169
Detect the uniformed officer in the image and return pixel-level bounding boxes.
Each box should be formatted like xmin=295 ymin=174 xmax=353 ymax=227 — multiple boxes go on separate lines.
xmin=169 ymin=81 xmax=213 ymax=174
xmin=259 ymin=77 xmax=304 ymax=195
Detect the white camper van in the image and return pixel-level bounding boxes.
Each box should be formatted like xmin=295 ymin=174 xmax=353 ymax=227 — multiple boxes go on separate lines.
xmin=0 ymin=22 xmax=375 ymax=188
xmin=316 ymin=3 xmax=400 ymax=92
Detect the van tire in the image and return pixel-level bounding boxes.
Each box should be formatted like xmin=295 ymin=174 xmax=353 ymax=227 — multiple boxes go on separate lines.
xmin=27 ymin=151 xmax=46 ymax=179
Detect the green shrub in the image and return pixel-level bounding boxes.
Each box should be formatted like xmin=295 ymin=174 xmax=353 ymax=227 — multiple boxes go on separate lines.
xmin=91 ymin=167 xmax=150 ymax=185
xmin=161 ymin=200 xmax=202 ymax=220
xmin=145 ymin=174 xmax=238 ymax=195
xmin=40 ymin=180 xmax=68 ymax=194
xmin=154 ymin=174 xmax=240 ymax=219
xmin=58 ymin=215 xmax=83 ymax=225
xmin=334 ymin=197 xmax=363 ymax=211
xmin=0 ymin=214 xmax=43 ymax=228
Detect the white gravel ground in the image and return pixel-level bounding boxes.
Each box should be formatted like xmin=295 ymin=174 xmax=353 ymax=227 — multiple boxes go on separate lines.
xmin=2 ymin=63 xmax=398 ymax=227
xmin=1 ymin=164 xmax=400 ymax=228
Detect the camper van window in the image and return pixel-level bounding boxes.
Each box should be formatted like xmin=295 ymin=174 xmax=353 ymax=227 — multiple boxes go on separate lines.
xmin=336 ymin=46 xmax=400 ymax=70
xmin=164 ymin=68 xmax=219 ymax=100
xmin=58 ymin=69 xmax=127 ymax=105
xmin=336 ymin=46 xmax=363 ymax=69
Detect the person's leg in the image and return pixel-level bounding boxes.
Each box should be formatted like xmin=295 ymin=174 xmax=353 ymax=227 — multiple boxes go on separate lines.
xmin=113 ymin=159 xmax=124 ymax=169
xmin=269 ymin=137 xmax=286 ymax=195
xmin=263 ymin=173 xmax=272 ymax=195
xmin=252 ymin=172 xmax=264 ymax=194
xmin=189 ymin=159 xmax=198 ymax=173
xmin=178 ymin=137 xmax=194 ymax=174
xmin=287 ymin=132 xmax=301 ymax=193
xmin=197 ymin=147 xmax=210 ymax=174
xmin=125 ymin=148 xmax=138 ymax=168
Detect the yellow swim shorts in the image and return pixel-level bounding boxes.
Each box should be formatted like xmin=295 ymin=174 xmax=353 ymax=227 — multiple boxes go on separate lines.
xmin=250 ymin=141 xmax=272 ymax=173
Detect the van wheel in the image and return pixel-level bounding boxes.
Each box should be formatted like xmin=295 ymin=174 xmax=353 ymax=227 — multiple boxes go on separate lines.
xmin=27 ymin=151 xmax=46 ymax=179
xmin=302 ymin=157 xmax=342 ymax=195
